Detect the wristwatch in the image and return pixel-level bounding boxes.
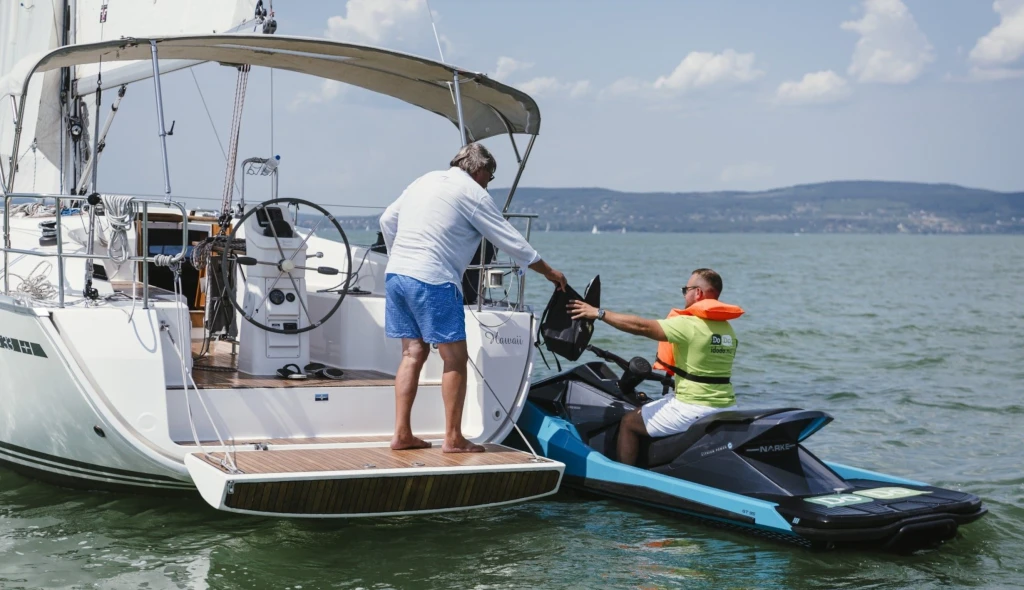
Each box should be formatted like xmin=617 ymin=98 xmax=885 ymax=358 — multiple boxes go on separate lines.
xmin=596 ymin=308 xmax=606 ymax=321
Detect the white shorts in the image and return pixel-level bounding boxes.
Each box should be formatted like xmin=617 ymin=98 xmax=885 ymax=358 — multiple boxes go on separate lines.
xmin=640 ymin=396 xmax=733 ymax=438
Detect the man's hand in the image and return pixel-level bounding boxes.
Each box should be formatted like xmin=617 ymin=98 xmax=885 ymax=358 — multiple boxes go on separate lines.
xmin=545 ymin=268 xmax=568 ymax=291
xmin=568 ymin=299 xmax=599 ymax=321
xmin=530 ymin=259 xmax=567 ymax=291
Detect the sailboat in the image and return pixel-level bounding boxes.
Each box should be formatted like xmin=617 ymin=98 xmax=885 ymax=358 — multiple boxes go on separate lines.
xmin=591 ymin=225 xmax=599 ymax=234
xmin=0 ymin=2 xmax=562 ymax=517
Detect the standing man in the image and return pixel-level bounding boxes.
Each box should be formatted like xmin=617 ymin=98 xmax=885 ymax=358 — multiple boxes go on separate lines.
xmin=568 ymin=269 xmax=741 ymax=466
xmin=380 ymin=142 xmax=567 ymax=453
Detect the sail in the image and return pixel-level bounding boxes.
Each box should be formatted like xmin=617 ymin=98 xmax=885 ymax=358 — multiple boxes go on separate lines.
xmin=0 ymin=0 xmax=65 ymax=194
xmin=73 ymin=0 xmax=259 ymax=95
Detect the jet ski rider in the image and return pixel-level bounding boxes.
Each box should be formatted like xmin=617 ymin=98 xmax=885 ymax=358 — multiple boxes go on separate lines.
xmin=568 ymin=268 xmax=742 ymax=466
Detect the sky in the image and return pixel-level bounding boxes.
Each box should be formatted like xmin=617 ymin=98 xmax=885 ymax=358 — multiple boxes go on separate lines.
xmin=97 ymin=0 xmax=1024 ymax=211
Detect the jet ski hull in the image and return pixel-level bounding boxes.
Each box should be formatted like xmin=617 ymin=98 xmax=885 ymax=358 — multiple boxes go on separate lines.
xmin=515 ymin=361 xmax=986 ymax=552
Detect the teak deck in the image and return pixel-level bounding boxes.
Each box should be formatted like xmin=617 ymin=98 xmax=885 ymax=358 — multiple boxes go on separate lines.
xmin=179 ymin=340 xmax=395 ymax=389
xmin=177 ymin=434 xmax=444 ymax=447
xmin=201 ymin=444 xmax=546 ymax=474
xmin=196 ymin=444 xmax=562 ymax=515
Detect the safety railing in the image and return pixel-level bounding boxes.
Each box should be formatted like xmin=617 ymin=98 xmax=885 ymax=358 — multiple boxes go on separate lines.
xmin=2 ymin=192 xmax=189 ymax=309
xmin=466 ymin=212 xmax=538 ymax=312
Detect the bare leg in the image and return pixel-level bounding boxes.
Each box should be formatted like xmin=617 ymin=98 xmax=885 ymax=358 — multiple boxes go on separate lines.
xmin=391 ymin=338 xmax=432 ymax=450
xmin=617 ymin=409 xmax=648 ymax=466
xmin=436 ymin=340 xmax=484 ymax=453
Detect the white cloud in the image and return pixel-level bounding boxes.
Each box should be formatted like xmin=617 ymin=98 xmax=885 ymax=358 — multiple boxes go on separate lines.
xmin=293 ymin=0 xmax=450 ymax=108
xmin=493 ymin=57 xmax=533 ymax=82
xmin=654 ymin=50 xmax=763 ymax=91
xmin=323 ymin=0 xmax=453 ymax=57
xmin=326 ymin=0 xmax=427 ymax=44
xmin=775 ymin=70 xmax=852 ymax=106
xmin=568 ymin=80 xmax=592 ymax=99
xmin=969 ymin=0 xmax=1024 ymax=73
xmin=720 ymin=162 xmax=775 ymax=184
xmin=516 ymin=77 xmax=591 ymax=99
xmin=604 ymin=50 xmax=763 ymax=98
xmin=289 ymin=80 xmax=344 ymax=111
xmin=841 ymin=0 xmax=934 ymax=84
xmin=969 ymin=65 xmax=1024 ymax=80
xmin=493 ymin=57 xmax=589 ymax=99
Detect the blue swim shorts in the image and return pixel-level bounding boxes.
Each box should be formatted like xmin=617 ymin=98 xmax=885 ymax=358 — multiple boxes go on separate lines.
xmin=385 ymin=273 xmax=466 ymax=344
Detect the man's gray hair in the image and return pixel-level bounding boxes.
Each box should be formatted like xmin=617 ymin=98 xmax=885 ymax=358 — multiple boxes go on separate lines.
xmin=450 ymin=142 xmax=496 ymax=176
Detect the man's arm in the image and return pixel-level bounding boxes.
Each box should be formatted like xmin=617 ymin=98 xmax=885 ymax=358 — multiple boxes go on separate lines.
xmin=568 ymin=301 xmax=668 ymax=342
xmin=470 ymin=192 xmax=566 ymax=289
xmin=378 ymin=195 xmax=403 ymax=253
xmin=468 ymin=193 xmax=541 ymax=268
xmin=528 ymin=258 xmax=567 ymax=290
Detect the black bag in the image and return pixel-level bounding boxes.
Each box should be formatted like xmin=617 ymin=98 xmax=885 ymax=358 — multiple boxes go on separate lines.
xmin=539 ymin=275 xmax=601 ymax=361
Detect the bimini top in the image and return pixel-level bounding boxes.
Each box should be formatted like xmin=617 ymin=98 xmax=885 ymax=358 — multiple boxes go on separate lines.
xmin=4 ymin=34 xmax=540 ymax=142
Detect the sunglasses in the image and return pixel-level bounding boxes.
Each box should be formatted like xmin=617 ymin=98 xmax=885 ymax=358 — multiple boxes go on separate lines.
xmin=681 ymin=286 xmax=702 ymax=295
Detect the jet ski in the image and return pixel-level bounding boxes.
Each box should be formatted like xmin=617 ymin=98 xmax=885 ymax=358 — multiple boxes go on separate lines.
xmin=515 ymin=345 xmax=987 ymax=552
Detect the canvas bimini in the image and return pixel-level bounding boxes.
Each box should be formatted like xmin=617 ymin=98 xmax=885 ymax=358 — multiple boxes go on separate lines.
xmin=0 ymin=27 xmax=563 ymax=516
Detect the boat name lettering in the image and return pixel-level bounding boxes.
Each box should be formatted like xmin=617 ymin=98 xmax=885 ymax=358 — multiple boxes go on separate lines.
xmin=700 ymin=444 xmax=730 ymax=457
xmin=746 ymin=443 xmax=796 ymax=454
xmin=851 ymin=487 xmax=931 ymax=500
xmin=0 ymin=334 xmax=47 ymax=358
xmin=805 ymin=494 xmax=873 ymax=508
xmin=484 ymin=331 xmax=524 ymax=346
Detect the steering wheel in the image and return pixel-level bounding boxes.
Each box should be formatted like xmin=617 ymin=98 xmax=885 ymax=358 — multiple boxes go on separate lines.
xmin=221 ymin=197 xmax=352 ymax=335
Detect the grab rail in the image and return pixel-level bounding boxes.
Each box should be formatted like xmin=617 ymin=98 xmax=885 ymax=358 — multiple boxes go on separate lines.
xmin=2 ymin=192 xmax=189 ymax=309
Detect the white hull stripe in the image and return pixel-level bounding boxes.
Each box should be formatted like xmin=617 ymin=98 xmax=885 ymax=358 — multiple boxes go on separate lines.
xmin=0 ymin=441 xmax=192 ymax=489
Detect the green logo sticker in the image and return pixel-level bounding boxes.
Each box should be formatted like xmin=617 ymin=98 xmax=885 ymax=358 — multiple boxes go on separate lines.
xmin=804 ymin=494 xmax=873 ymax=507
xmin=852 ymin=487 xmax=931 ymax=500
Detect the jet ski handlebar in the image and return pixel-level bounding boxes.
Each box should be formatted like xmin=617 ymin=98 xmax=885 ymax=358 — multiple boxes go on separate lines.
xmin=586 ymin=345 xmax=675 ymax=399
xmin=585 ymin=345 xmax=630 ymax=371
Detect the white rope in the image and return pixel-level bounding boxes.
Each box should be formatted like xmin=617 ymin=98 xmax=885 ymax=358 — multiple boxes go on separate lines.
xmin=6 ymin=202 xmax=54 ymax=218
xmin=8 ymin=261 xmax=57 ymax=301
xmin=466 ymin=354 xmax=540 ymax=460
xmin=102 ymin=195 xmax=135 ymax=264
xmin=161 ymin=261 xmax=240 ymax=474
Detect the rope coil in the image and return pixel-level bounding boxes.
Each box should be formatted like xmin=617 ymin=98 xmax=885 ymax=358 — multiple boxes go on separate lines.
xmin=102 ymin=195 xmax=135 ymax=264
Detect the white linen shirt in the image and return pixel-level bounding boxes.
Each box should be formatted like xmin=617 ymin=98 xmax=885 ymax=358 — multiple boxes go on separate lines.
xmin=379 ymin=167 xmax=541 ymax=286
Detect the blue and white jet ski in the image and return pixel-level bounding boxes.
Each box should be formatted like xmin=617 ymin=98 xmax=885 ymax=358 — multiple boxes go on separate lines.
xmin=515 ymin=345 xmax=987 ymax=552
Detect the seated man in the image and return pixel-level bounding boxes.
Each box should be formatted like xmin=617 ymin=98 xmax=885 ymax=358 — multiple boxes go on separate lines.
xmin=568 ymin=268 xmax=742 ymax=466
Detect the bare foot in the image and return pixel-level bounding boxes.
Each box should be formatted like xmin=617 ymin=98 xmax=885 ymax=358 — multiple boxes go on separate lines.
xmin=391 ymin=435 xmax=432 ymax=450
xmin=442 ymin=438 xmax=485 ymax=453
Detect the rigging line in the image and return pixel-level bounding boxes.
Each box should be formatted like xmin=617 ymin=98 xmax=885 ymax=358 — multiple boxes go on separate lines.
xmin=49 ymin=0 xmax=61 ymax=43
xmin=270 ymin=68 xmax=274 ymax=158
xmin=189 ymin=69 xmax=240 ymax=198
xmin=424 ymin=0 xmax=446 ymax=64
xmin=465 ymin=354 xmax=540 ymax=460
xmin=424 ymin=0 xmax=458 ymax=106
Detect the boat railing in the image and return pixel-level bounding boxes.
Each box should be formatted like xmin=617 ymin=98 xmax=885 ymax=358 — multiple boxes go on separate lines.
xmin=465 ymin=212 xmax=538 ymax=312
xmin=2 ymin=192 xmax=189 ymax=309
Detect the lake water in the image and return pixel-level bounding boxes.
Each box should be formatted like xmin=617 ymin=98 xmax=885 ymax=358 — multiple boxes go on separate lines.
xmin=2 ymin=233 xmax=1022 ymax=589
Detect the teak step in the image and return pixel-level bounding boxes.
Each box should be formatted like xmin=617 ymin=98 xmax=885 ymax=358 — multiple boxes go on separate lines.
xmin=185 ymin=444 xmax=563 ymax=517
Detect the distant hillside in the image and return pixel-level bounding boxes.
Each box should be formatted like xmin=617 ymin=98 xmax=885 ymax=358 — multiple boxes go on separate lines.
xmin=339 ymin=181 xmax=1024 ymax=234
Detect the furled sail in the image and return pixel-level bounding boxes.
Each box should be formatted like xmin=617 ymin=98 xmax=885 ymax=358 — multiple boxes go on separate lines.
xmin=0 ymin=0 xmax=65 ymax=194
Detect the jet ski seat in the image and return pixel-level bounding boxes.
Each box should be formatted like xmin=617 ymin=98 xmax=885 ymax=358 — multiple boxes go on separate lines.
xmin=639 ymin=407 xmax=801 ymax=469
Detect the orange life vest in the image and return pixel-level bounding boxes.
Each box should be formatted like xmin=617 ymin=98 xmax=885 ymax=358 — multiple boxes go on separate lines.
xmin=654 ymin=299 xmax=745 ymax=376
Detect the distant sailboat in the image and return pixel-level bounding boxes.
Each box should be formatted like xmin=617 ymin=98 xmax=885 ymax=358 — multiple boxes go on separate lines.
xmin=545 ymin=222 xmax=550 ymax=232
xmin=591 ymin=225 xmax=599 ymax=234
xmin=621 ymin=227 xmax=626 ymax=234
